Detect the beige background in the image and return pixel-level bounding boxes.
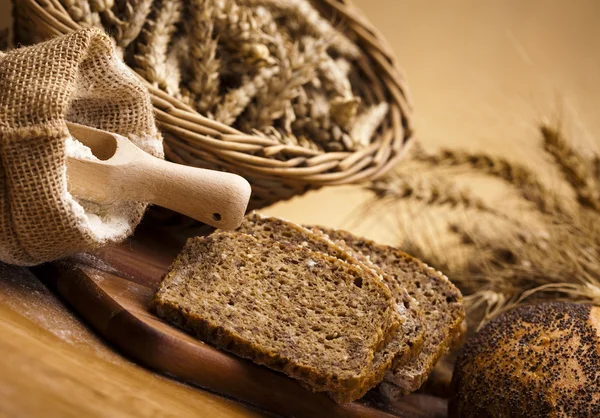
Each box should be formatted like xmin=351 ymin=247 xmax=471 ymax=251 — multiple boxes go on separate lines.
xmin=2 ymin=1 xmax=599 ymax=243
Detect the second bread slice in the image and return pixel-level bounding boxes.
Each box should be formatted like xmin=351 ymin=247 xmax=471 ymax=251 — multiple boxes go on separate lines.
xmin=317 ymin=227 xmax=465 ymax=395
xmin=152 ymin=232 xmax=397 ymax=402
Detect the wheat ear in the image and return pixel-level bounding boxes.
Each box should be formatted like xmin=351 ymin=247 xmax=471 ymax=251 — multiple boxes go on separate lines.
xmin=113 ymin=0 xmax=154 ymax=48
xmin=368 ymin=172 xmax=497 ymax=214
xmin=262 ymin=127 xmax=322 ymax=151
xmin=62 ymin=0 xmax=98 ymax=26
xmin=541 ymin=125 xmax=600 ymax=211
xmin=243 ymin=0 xmax=361 ymax=58
xmin=133 ymin=0 xmax=182 ymax=96
xmin=412 ymin=147 xmax=564 ymax=215
xmin=452 ymin=209 xmax=600 ymax=313
xmin=291 ymin=88 xmax=345 ymax=149
xmin=185 ymin=0 xmax=221 ymax=116
xmin=89 ymin=0 xmax=124 ymax=29
xmin=214 ymin=66 xmax=280 ymax=126
xmin=318 ymin=54 xmax=354 ymax=99
xmin=334 ymin=58 xmax=352 ymax=77
xmin=244 ymin=38 xmax=328 ymax=131
xmin=164 ymin=48 xmax=183 ymax=96
xmin=317 ymin=55 xmax=359 ymax=130
xmin=349 ymin=102 xmax=388 ymax=150
xmin=213 ymin=0 xmax=278 ymax=66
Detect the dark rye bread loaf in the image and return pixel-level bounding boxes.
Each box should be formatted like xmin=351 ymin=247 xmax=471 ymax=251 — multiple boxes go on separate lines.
xmin=315 ymin=227 xmax=465 ymax=394
xmin=450 ymin=303 xmax=600 ymax=418
xmin=152 ymin=232 xmax=398 ymax=403
xmin=238 ymin=214 xmax=425 ymax=402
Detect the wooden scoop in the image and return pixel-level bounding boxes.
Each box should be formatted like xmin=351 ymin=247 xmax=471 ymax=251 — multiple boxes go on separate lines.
xmin=65 ymin=122 xmax=251 ymax=230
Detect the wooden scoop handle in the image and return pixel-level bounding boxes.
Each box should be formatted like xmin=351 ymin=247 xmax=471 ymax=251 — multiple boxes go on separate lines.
xmin=66 ymin=123 xmax=251 ymax=230
xmin=120 ymin=159 xmax=251 ymax=230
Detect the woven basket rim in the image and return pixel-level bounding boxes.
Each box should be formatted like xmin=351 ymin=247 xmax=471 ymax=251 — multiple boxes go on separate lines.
xmin=18 ymin=0 xmax=414 ymax=197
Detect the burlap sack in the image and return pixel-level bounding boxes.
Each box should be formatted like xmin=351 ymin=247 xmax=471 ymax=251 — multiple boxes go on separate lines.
xmin=0 ymin=28 xmax=163 ymax=266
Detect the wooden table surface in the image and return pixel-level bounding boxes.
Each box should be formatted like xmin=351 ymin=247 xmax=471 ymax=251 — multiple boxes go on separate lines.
xmin=0 ymin=225 xmax=447 ymax=418
xmin=0 ymin=261 xmax=266 ymax=418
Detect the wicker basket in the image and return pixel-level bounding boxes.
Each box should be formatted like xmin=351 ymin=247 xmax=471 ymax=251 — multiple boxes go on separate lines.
xmin=15 ymin=0 xmax=413 ymax=210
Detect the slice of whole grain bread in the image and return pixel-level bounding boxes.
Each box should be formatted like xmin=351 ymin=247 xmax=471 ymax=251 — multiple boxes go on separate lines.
xmin=315 ymin=227 xmax=465 ymax=394
xmin=238 ymin=213 xmax=425 ymax=402
xmin=152 ymin=232 xmax=398 ymax=403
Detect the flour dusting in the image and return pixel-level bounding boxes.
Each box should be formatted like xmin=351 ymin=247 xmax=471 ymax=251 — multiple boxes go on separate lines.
xmin=65 ymin=135 xmax=99 ymax=161
xmin=62 ymin=150 xmax=131 ymax=243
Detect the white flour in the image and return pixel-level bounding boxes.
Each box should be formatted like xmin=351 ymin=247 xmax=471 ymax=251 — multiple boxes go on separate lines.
xmin=63 ymin=134 xmax=131 ymax=242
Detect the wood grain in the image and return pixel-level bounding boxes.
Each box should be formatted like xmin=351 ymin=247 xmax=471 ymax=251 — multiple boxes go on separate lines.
xmin=0 ymin=298 xmax=265 ymax=418
xmin=67 ymin=122 xmax=251 ymax=230
xmin=32 ymin=224 xmax=447 ymax=418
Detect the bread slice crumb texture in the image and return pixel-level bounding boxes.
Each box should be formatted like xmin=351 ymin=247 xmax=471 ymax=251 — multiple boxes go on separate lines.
xmin=238 ymin=213 xmax=425 ymax=402
xmin=238 ymin=213 xmax=403 ymax=350
xmin=316 ymin=227 xmax=465 ymax=393
xmin=152 ymin=232 xmax=397 ymax=401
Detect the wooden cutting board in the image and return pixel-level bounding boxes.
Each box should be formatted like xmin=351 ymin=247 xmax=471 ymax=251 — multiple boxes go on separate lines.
xmin=32 ymin=222 xmax=447 ymax=418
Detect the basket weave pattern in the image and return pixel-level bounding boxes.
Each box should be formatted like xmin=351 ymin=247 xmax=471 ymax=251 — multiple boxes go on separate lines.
xmin=15 ymin=0 xmax=413 ymax=210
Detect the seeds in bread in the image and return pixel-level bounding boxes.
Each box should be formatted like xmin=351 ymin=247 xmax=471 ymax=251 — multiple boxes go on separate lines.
xmin=238 ymin=213 xmax=401 ymax=353
xmin=450 ymin=303 xmax=600 ymax=418
xmin=238 ymin=214 xmax=425 ymax=402
xmin=307 ymin=227 xmax=427 ymax=402
xmin=315 ymin=227 xmax=465 ymax=394
xmin=306 ymin=225 xmax=427 ymax=360
xmin=152 ymin=232 xmax=397 ymax=403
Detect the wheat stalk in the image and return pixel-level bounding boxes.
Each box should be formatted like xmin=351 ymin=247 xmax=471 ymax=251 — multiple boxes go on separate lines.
xmin=541 ymin=125 xmax=600 ymax=211
xmin=214 ymin=66 xmax=280 ymax=125
xmin=133 ymin=0 xmax=182 ymax=96
xmin=349 ymin=102 xmax=388 ymax=150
